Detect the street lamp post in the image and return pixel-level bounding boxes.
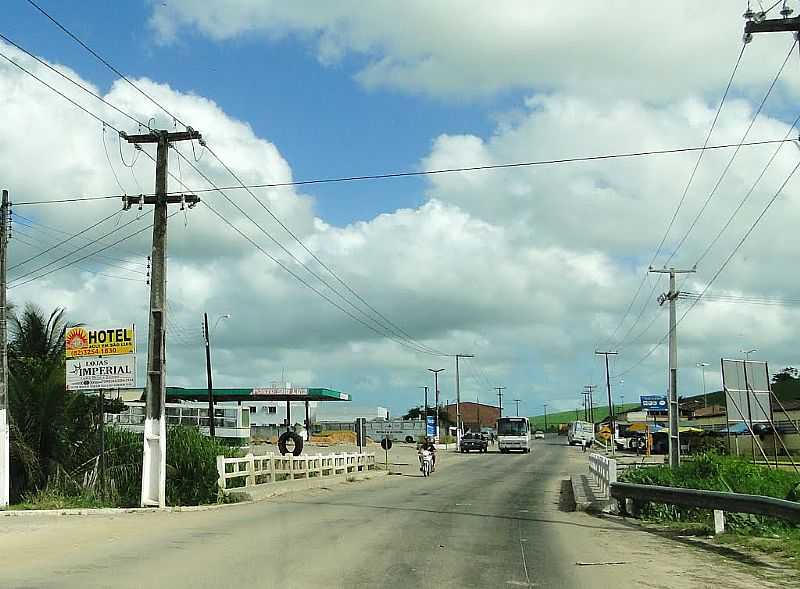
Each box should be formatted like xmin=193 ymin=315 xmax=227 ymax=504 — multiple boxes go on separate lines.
xmin=697 ymin=362 xmax=710 ymax=408
xmin=740 ymin=348 xmax=758 ymax=361
xmin=428 ymin=368 xmax=444 ymax=441
xmin=203 ymin=312 xmax=230 ymax=438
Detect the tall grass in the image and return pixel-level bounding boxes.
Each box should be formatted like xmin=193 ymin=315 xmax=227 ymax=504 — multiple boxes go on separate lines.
xmin=620 ymin=452 xmax=800 ymax=533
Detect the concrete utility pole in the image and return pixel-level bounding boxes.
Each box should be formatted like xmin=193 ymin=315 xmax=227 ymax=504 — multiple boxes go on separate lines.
xmin=0 ymin=190 xmax=9 ymax=508
xmin=495 ymin=386 xmax=505 ymax=418
xmin=697 ymin=362 xmax=710 ymax=408
xmin=651 ymin=266 xmax=695 ymax=469
xmin=595 ymin=351 xmax=618 ymax=456
xmin=419 ymin=385 xmax=429 ymax=431
xmin=453 ymin=354 xmax=474 ymax=445
xmin=543 ymin=403 xmax=548 ymax=431
xmin=428 ymin=368 xmax=444 ymax=441
xmin=581 ymin=392 xmax=589 ymax=421
xmin=122 ymin=128 xmax=201 ymax=507
xmin=513 ymin=399 xmax=521 ymax=417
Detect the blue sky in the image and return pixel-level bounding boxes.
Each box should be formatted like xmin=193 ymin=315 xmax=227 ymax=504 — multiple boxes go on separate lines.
xmin=6 ymin=0 xmax=525 ymax=225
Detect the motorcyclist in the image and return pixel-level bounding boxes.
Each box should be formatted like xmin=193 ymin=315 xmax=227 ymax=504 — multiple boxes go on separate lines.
xmin=418 ymin=437 xmax=437 ymax=472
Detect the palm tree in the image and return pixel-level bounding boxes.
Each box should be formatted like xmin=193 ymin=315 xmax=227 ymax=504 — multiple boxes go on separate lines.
xmin=7 ymin=304 xmax=70 ymax=498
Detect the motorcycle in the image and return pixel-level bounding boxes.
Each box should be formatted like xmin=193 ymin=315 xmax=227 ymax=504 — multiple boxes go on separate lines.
xmin=419 ymin=449 xmax=434 ymax=477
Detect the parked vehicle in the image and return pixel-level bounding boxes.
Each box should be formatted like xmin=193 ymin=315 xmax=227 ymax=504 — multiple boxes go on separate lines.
xmin=497 ymin=417 xmax=531 ymax=453
xmin=567 ymin=421 xmax=594 ymax=446
xmin=533 ymin=430 xmax=545 ymax=439
xmin=459 ymin=432 xmax=488 ymax=453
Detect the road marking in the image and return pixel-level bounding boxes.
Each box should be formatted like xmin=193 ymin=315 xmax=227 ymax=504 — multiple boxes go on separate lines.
xmin=455 ymin=503 xmax=472 ymax=506
xmin=520 ymin=536 xmax=531 ymax=587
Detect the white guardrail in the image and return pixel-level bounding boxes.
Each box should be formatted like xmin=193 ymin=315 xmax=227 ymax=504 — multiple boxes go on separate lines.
xmin=216 ymin=452 xmax=377 ymax=491
xmin=589 ymin=452 xmax=617 ymax=497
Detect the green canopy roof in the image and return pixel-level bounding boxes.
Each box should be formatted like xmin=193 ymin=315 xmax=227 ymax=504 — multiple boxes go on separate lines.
xmin=165 ymin=387 xmax=350 ymax=402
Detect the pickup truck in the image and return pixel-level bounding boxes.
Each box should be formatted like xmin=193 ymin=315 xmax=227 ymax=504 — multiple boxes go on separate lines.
xmin=459 ymin=433 xmax=488 ymax=453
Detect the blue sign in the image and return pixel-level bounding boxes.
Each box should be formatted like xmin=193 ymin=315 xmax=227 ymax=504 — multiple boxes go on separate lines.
xmin=426 ymin=416 xmax=436 ymax=436
xmin=641 ymin=395 xmax=667 ymax=413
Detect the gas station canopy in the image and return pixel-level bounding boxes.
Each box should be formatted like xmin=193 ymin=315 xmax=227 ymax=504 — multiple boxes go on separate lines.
xmin=165 ymin=386 xmax=351 ymax=403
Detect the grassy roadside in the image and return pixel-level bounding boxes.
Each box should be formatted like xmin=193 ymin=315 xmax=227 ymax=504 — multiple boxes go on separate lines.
xmin=716 ymin=529 xmax=800 ymax=571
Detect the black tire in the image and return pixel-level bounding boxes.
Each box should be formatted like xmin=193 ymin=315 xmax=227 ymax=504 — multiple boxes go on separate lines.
xmin=278 ymin=431 xmax=304 ymax=456
xmin=405 ymin=436 xmax=414 ymax=443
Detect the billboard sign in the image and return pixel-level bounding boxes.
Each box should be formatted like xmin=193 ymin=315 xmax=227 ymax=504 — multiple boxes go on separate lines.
xmin=426 ymin=416 xmax=436 ymax=437
xmin=641 ymin=395 xmax=667 ymax=413
xmin=251 ymin=387 xmax=309 ymax=397
xmin=65 ymin=326 xmax=135 ymax=358
xmin=66 ymin=355 xmax=136 ymax=391
xmin=721 ymin=359 xmax=771 ymax=424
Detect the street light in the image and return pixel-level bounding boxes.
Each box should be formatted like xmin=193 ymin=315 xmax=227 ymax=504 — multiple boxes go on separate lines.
xmin=204 ymin=312 xmax=231 ymax=438
xmin=428 ymin=368 xmax=445 ymax=441
xmin=696 ymin=362 xmax=710 ymax=408
xmin=740 ymin=348 xmax=758 ymax=361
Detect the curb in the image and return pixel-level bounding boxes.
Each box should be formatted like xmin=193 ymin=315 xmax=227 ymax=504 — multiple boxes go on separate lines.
xmin=227 ymin=469 xmax=388 ymax=502
xmin=0 ymin=470 xmax=388 ymax=518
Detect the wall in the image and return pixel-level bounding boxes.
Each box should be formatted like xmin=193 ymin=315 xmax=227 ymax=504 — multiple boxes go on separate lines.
xmin=446 ymin=402 xmax=500 ymax=431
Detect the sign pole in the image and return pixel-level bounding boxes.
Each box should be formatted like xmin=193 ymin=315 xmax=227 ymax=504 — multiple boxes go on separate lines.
xmin=99 ymin=388 xmax=105 ymax=496
xmin=0 ymin=190 xmax=9 ymax=508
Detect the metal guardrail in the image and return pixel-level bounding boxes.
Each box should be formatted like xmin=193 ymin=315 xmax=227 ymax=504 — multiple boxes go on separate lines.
xmin=610 ymin=482 xmax=800 ymax=524
xmin=217 ymin=452 xmax=376 ymax=490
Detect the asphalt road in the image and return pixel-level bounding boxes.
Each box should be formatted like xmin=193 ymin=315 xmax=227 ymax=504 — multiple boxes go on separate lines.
xmin=0 ymin=440 xmax=789 ymax=588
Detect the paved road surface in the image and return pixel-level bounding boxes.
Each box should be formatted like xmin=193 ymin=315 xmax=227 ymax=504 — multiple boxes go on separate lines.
xmin=0 ymin=441 xmax=790 ymax=588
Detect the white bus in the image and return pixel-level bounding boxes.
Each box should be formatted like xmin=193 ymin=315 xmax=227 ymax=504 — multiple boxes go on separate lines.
xmin=497 ymin=417 xmax=531 ymax=453
xmin=567 ymin=421 xmax=595 ymax=446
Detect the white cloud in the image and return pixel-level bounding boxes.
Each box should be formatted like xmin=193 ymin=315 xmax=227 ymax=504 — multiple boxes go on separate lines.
xmin=149 ymin=1 xmax=800 ymax=101
xmin=4 ymin=32 xmax=800 ymax=416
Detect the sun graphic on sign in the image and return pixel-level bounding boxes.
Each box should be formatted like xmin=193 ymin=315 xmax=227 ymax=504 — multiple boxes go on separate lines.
xmin=65 ymin=328 xmax=88 ymax=350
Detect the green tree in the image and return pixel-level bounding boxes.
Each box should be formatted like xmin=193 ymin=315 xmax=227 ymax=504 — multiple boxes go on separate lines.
xmin=7 ymin=304 xmax=71 ymax=498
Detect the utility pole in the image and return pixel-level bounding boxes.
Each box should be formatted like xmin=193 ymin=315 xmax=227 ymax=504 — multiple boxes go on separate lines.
xmin=543 ymin=403 xmax=548 ymax=431
xmin=495 ymin=386 xmax=505 ymax=418
xmin=122 ymin=128 xmax=201 ymax=507
xmin=584 ymin=385 xmax=596 ymax=423
xmin=595 ymin=351 xmax=618 ymax=456
xmin=513 ymin=399 xmax=521 ymax=417
xmin=476 ymin=392 xmax=481 ymax=432
xmin=419 ymin=385 xmax=429 ymax=432
xmin=0 ymin=190 xmax=9 ymax=508
xmin=454 ymin=354 xmax=474 ymax=445
xmin=582 ymin=392 xmax=589 ymax=421
xmin=203 ymin=313 xmax=215 ymax=438
xmin=651 ymin=266 xmax=695 ymax=469
xmin=697 ymin=362 xmax=710 ymax=408
xmin=428 ymin=368 xmax=444 ymax=442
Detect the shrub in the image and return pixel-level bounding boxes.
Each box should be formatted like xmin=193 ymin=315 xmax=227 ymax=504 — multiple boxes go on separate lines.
xmin=620 ymin=452 xmax=800 ymax=532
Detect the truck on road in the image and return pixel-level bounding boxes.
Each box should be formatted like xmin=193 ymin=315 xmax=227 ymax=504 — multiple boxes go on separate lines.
xmin=567 ymin=420 xmax=595 ymax=446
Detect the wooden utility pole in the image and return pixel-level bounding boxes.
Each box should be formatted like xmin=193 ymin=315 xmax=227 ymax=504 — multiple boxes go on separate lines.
xmin=595 ymin=351 xmax=618 ymax=456
xmin=203 ymin=312 xmax=215 ymax=438
xmin=0 ymin=190 xmax=9 ymax=507
xmin=495 ymin=386 xmax=505 ymax=418
xmin=122 ymin=129 xmax=200 ymax=507
xmin=651 ymin=267 xmax=695 ymax=469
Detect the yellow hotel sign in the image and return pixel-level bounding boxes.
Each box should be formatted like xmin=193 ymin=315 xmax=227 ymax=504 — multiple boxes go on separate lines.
xmin=65 ymin=326 xmax=135 ymax=358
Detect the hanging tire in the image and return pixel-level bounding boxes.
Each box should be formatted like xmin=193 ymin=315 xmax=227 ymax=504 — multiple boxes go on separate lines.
xmin=278 ymin=431 xmax=304 ymax=456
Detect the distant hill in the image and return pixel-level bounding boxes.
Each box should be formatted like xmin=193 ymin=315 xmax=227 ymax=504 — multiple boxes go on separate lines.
xmin=529 ymin=403 xmax=640 ymax=429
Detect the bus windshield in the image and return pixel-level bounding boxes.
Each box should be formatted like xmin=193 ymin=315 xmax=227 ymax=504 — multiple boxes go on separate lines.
xmin=497 ymin=419 xmax=528 ymax=435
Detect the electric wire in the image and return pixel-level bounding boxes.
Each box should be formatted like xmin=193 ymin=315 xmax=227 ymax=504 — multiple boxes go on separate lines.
xmin=664 ymin=39 xmax=797 ymax=266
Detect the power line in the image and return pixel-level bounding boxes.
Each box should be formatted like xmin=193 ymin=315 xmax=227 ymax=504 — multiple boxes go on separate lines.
xmin=200 ymin=200 xmax=448 ymax=356
xmin=664 ymin=39 xmax=796 ymax=266
xmin=9 ymin=211 xmax=162 ymax=289
xmin=8 ymin=208 xmax=122 ymax=271
xmin=9 ymin=137 xmax=798 ymax=207
xmin=648 ymin=43 xmax=747 ymax=268
xmin=9 ymin=209 xmax=150 ymax=286
xmin=614 ymin=157 xmax=800 ymax=378
xmin=2 ymin=33 xmax=446 ymax=357
xmin=25 ymin=0 xmax=184 ymax=128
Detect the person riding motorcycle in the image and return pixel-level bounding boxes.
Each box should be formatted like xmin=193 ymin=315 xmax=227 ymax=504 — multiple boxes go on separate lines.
xmin=418 ymin=437 xmax=437 ymax=472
